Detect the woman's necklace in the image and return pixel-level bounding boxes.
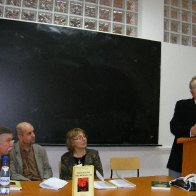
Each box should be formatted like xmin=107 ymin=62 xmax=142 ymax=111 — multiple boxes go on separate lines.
xmin=74 ymin=149 xmax=86 ymax=165
xmin=78 ymin=159 xmax=81 ymax=165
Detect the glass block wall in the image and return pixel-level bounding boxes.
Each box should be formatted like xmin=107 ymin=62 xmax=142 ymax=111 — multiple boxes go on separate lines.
xmin=0 ymin=0 xmax=138 ymax=37
xmin=164 ymin=0 xmax=196 ymax=47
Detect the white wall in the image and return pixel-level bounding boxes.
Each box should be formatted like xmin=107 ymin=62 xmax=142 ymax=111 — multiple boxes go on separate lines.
xmin=159 ymin=43 xmax=196 ymax=147
xmin=45 ymin=0 xmax=196 ymax=178
xmin=138 ymin=0 xmax=164 ymax=41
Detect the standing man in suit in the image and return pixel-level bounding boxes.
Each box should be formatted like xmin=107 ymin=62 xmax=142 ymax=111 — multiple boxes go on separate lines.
xmin=9 ymin=122 xmax=53 ymax=181
xmin=167 ymin=76 xmax=196 ymax=178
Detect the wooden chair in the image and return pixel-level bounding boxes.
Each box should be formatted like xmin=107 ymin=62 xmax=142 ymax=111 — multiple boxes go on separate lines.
xmin=110 ymin=157 xmax=140 ymax=178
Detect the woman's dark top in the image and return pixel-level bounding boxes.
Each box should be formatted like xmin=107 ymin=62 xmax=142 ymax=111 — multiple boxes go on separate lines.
xmin=60 ymin=148 xmax=103 ymax=180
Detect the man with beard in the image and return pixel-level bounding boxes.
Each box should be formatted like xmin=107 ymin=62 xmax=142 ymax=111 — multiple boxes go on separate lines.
xmin=9 ymin=122 xmax=53 ymax=181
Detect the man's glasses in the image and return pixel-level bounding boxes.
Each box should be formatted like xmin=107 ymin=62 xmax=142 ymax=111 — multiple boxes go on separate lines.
xmin=9 ymin=139 xmax=15 ymax=144
xmin=191 ymin=86 xmax=196 ymax=90
xmin=73 ymin=135 xmax=87 ymax=141
xmin=0 ymin=139 xmax=14 ymax=144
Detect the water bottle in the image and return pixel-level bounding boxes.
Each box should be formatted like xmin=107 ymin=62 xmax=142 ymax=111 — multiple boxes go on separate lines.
xmin=0 ymin=156 xmax=10 ymax=194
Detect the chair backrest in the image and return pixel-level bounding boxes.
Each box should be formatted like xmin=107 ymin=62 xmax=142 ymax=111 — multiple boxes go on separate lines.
xmin=110 ymin=157 xmax=140 ymax=178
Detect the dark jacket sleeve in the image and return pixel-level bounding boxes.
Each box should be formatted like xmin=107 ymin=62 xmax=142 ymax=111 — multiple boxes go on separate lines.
xmin=60 ymin=152 xmax=74 ymax=180
xmin=85 ymin=149 xmax=104 ymax=178
xmin=170 ymin=100 xmax=195 ymax=137
xmin=93 ymin=150 xmax=104 ymax=178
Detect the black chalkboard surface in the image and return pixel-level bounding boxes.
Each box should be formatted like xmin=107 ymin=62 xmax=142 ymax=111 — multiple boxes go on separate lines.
xmin=0 ymin=19 xmax=161 ymax=146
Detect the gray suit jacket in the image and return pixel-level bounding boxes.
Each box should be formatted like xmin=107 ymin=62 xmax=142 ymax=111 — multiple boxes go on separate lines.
xmin=9 ymin=142 xmax=53 ymax=181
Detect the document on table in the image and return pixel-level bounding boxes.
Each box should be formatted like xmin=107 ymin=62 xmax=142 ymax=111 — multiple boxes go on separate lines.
xmin=94 ymin=181 xmax=117 ymax=189
xmin=94 ymin=170 xmax=117 ymax=189
xmin=39 ymin=177 xmax=68 ymax=190
xmin=109 ymin=179 xmax=136 ymax=188
xmin=10 ymin=180 xmax=22 ymax=190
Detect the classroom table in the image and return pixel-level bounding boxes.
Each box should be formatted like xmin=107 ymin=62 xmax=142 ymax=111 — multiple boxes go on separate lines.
xmin=9 ymin=175 xmax=196 ymax=196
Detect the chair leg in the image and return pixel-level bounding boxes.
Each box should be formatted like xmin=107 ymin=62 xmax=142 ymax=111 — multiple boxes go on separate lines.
xmin=137 ymin=169 xmax=139 ymax=177
xmin=110 ymin=170 xmax=113 ymax=179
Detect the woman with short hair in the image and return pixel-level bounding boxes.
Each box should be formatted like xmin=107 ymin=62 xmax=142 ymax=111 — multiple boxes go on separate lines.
xmin=60 ymin=128 xmax=103 ymax=180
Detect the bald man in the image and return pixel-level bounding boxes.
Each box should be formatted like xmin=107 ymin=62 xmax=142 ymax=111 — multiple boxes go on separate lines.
xmin=9 ymin=122 xmax=53 ymax=181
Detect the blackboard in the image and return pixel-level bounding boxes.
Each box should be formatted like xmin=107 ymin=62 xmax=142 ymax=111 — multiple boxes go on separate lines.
xmin=0 ymin=19 xmax=161 ymax=146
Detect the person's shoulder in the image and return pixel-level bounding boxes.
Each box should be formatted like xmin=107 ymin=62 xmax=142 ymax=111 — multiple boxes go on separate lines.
xmin=86 ymin=148 xmax=98 ymax=154
xmin=176 ymin=98 xmax=193 ymax=105
xmin=61 ymin=151 xmax=71 ymax=159
xmin=10 ymin=142 xmax=19 ymax=152
xmin=33 ymin=143 xmax=46 ymax=151
xmin=12 ymin=142 xmax=19 ymax=148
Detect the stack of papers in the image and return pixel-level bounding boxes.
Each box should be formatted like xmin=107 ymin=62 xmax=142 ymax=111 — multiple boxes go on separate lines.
xmin=94 ymin=170 xmax=117 ymax=189
xmin=94 ymin=179 xmax=136 ymax=189
xmin=94 ymin=170 xmax=135 ymax=189
xmin=10 ymin=180 xmax=22 ymax=191
xmin=109 ymin=179 xmax=136 ymax=188
xmin=39 ymin=177 xmax=68 ymax=190
xmin=94 ymin=181 xmax=117 ymax=189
